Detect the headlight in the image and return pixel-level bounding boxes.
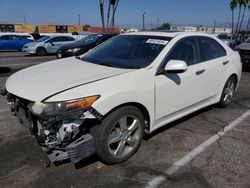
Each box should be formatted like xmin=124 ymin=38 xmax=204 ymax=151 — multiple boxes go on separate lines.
xmin=31 ymin=95 xmax=99 ymax=117
xmin=28 ymin=44 xmax=37 ymax=48
xmin=66 ymin=48 xmax=81 ymax=53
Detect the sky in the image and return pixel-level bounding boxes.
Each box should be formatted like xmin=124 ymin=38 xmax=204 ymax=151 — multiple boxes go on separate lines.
xmin=0 ymin=0 xmax=233 ymax=29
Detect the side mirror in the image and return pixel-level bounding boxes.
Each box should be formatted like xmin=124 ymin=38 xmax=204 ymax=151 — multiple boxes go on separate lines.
xmin=164 ymin=60 xmax=187 ymax=73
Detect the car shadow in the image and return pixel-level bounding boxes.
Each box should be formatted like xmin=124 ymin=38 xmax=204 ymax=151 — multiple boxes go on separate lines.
xmin=0 ymin=67 xmax=12 ymax=74
xmin=74 ymin=154 xmax=99 ymax=169
xmin=24 ymin=54 xmax=56 ymax=57
xmin=144 ymin=105 xmax=214 ymax=141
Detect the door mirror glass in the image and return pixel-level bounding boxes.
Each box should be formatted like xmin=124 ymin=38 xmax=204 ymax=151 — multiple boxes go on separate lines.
xmin=164 ymin=60 xmax=187 ymax=73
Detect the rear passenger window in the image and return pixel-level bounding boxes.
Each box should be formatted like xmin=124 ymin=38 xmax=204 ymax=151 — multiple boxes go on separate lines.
xmin=199 ymin=37 xmax=226 ymax=62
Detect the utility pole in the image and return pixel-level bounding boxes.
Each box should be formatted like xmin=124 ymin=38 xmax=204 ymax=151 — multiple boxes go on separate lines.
xmin=151 ymin=21 xmax=153 ymax=30
xmin=23 ymin=13 xmax=27 ymax=24
xmin=157 ymin=18 xmax=159 ymax=28
xmin=213 ymin=21 xmax=216 ymax=33
xmin=77 ymin=14 xmax=80 ymax=25
xmin=143 ymin=12 xmax=145 ymax=31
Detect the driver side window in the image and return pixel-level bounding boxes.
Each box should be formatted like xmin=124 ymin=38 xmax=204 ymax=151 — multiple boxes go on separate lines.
xmin=167 ymin=37 xmax=199 ymax=66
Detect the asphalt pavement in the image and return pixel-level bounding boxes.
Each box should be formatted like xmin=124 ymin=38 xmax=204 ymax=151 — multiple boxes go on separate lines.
xmin=0 ymin=52 xmax=250 ymax=188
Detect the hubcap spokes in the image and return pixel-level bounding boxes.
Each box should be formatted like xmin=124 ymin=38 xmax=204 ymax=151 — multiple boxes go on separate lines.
xmin=223 ymin=79 xmax=235 ymax=104
xmin=108 ymin=115 xmax=141 ymax=157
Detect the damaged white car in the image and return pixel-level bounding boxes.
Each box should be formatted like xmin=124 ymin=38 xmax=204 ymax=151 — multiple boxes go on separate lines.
xmin=3 ymin=32 xmax=242 ymax=165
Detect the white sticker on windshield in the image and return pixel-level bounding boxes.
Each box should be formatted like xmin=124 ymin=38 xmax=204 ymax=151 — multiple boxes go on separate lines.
xmin=146 ymin=39 xmax=169 ymax=45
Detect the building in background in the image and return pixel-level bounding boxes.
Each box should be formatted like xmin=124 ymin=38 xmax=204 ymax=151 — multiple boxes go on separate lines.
xmin=0 ymin=24 xmax=34 ymax=33
xmin=171 ymin=26 xmax=232 ymax=34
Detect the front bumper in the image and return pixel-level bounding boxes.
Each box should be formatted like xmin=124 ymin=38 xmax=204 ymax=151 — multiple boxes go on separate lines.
xmin=57 ymin=50 xmax=75 ymax=59
xmin=22 ymin=46 xmax=36 ymax=54
xmin=7 ymin=93 xmax=99 ymax=165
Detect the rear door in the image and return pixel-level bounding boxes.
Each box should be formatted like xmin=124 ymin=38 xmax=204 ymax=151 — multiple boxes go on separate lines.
xmin=46 ymin=37 xmax=62 ymax=53
xmin=197 ymin=36 xmax=228 ymax=97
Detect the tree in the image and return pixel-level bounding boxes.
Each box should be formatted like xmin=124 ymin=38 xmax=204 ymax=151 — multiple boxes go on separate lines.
xmin=230 ymin=0 xmax=238 ymax=34
xmin=246 ymin=3 xmax=250 ymax=30
xmin=110 ymin=0 xmax=120 ymax=29
xmin=158 ymin=23 xmax=171 ymax=30
xmin=99 ymin=0 xmax=120 ymax=32
xmin=236 ymin=0 xmax=244 ymax=33
xmin=239 ymin=0 xmax=249 ymax=32
xmin=99 ymin=0 xmax=105 ymax=31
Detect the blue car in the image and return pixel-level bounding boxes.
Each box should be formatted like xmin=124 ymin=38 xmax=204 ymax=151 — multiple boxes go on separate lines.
xmin=22 ymin=35 xmax=76 ymax=56
xmin=0 ymin=34 xmax=33 ymax=51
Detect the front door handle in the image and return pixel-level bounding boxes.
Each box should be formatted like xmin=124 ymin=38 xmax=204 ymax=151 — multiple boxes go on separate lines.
xmin=196 ymin=69 xmax=205 ymax=75
xmin=223 ymin=61 xmax=229 ymax=65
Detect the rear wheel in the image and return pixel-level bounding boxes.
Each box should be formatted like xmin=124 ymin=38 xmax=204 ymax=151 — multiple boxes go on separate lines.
xmin=218 ymin=76 xmax=236 ymax=107
xmin=94 ymin=106 xmax=145 ymax=164
xmin=36 ymin=47 xmax=47 ymax=56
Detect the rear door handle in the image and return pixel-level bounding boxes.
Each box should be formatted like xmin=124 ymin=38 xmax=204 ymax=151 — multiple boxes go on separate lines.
xmin=196 ymin=69 xmax=205 ymax=75
xmin=223 ymin=61 xmax=229 ymax=65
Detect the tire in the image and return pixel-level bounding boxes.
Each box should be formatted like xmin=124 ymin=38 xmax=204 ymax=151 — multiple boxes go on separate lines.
xmin=94 ymin=106 xmax=145 ymax=164
xmin=218 ymin=76 xmax=236 ymax=107
xmin=36 ymin=47 xmax=47 ymax=56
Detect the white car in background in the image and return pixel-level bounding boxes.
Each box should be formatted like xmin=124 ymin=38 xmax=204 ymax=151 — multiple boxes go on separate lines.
xmin=4 ymin=32 xmax=242 ymax=165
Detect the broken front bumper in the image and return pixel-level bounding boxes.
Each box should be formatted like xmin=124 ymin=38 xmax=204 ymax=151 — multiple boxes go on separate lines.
xmin=6 ymin=93 xmax=101 ymax=165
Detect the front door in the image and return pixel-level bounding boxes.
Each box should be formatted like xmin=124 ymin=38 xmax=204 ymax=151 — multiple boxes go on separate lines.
xmin=154 ymin=37 xmax=211 ymax=126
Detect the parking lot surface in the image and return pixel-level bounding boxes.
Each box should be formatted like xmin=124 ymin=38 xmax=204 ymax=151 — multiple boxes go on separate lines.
xmin=0 ymin=52 xmax=250 ymax=188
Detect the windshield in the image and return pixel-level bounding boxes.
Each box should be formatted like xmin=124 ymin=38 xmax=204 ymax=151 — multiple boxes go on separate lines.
xmin=78 ymin=34 xmax=102 ymax=45
xmin=36 ymin=36 xmax=51 ymax=42
xmin=81 ymin=35 xmax=171 ymax=69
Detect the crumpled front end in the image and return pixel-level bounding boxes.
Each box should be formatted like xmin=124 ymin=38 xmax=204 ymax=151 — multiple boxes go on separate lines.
xmin=6 ymin=93 xmax=102 ymax=166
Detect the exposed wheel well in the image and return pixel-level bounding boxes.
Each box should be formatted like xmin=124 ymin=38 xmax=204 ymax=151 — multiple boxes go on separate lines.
xmin=104 ymin=102 xmax=151 ymax=132
xmin=230 ymin=73 xmax=238 ymax=86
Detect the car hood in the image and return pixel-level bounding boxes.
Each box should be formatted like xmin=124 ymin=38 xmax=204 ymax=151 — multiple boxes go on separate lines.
xmin=59 ymin=42 xmax=92 ymax=51
xmin=6 ymin=57 xmax=133 ymax=101
xmin=236 ymin=43 xmax=250 ymax=50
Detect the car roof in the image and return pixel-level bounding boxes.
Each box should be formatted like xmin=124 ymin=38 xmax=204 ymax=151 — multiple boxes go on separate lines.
xmin=123 ymin=31 xmax=182 ymax=38
xmin=123 ymin=31 xmax=217 ymax=39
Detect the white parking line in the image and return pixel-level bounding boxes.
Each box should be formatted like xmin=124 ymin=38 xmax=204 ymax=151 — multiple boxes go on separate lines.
xmin=0 ymin=109 xmax=9 ymax=113
xmin=146 ymin=110 xmax=250 ymax=188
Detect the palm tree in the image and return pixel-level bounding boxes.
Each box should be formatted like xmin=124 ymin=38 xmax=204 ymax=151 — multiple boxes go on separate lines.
xmin=99 ymin=0 xmax=105 ymax=31
xmin=246 ymin=2 xmax=250 ymax=30
xmin=239 ymin=0 xmax=249 ymax=32
xmin=230 ymin=0 xmax=238 ymax=34
xmin=106 ymin=0 xmax=111 ymax=31
xmin=236 ymin=0 xmax=245 ymax=33
xmin=110 ymin=0 xmax=120 ymax=29
xmin=107 ymin=0 xmax=116 ymax=31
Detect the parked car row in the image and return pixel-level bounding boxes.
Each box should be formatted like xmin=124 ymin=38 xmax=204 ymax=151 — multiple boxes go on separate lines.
xmin=0 ymin=34 xmax=34 ymax=51
xmin=0 ymin=32 xmax=118 ymax=58
xmin=216 ymin=33 xmax=250 ymax=67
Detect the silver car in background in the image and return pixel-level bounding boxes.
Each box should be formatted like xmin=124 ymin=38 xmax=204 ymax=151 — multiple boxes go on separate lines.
xmin=22 ymin=35 xmax=75 ymax=56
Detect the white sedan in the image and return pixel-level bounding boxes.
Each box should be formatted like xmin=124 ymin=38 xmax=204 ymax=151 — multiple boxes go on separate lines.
xmin=4 ymin=32 xmax=242 ymax=165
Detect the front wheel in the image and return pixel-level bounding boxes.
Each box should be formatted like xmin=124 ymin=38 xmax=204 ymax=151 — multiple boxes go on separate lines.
xmin=94 ymin=106 xmax=145 ymax=164
xmin=218 ymin=76 xmax=236 ymax=107
xmin=36 ymin=47 xmax=47 ymax=56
